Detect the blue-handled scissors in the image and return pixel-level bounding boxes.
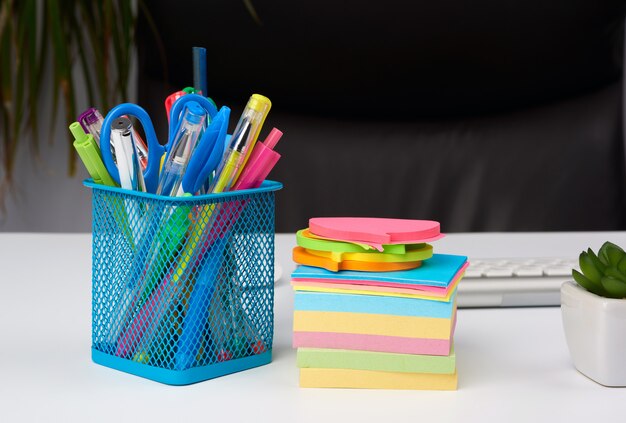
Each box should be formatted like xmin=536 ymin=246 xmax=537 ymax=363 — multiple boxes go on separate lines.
xmin=101 ymin=94 xmax=226 ymax=196
xmin=100 ymin=104 xmax=165 ymax=194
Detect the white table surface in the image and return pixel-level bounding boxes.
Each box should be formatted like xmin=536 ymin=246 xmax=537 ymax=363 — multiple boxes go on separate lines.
xmin=2 ymin=232 xmax=626 ymax=422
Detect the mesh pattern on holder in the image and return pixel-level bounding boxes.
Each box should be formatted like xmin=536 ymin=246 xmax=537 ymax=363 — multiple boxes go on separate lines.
xmin=89 ymin=181 xmax=280 ymax=382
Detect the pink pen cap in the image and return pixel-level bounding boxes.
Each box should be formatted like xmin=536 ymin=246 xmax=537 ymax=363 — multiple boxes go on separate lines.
xmin=233 ymin=128 xmax=283 ymax=190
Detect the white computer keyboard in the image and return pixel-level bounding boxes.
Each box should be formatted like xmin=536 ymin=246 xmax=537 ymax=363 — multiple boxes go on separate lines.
xmin=457 ymin=257 xmax=578 ymax=308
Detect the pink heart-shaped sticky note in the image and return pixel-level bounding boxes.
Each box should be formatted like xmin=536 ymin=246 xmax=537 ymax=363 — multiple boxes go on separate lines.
xmin=309 ymin=217 xmax=443 ymax=250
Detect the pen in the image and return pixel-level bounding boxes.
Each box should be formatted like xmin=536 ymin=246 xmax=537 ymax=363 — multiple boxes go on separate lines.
xmin=110 ymin=117 xmax=146 ymax=192
xmin=136 ymin=197 xmax=192 ymax=308
xmin=209 ymin=94 xmax=271 ymax=193
xmin=70 ymin=122 xmax=117 ymax=187
xmin=78 ymin=108 xmax=104 ymax=146
xmin=201 ymin=128 xmax=284 ymax=253
xmin=81 ymin=107 xmax=149 ymax=171
xmin=131 ymin=128 xmax=150 ymax=171
xmin=70 ymin=123 xmax=137 ymax=255
xmin=232 ymin=128 xmax=283 ymax=190
xmin=113 ymin=198 xmax=192 ymax=353
xmin=175 ymin=236 xmax=228 ymax=369
xmin=115 ymin=268 xmax=170 ymax=358
xmin=165 ymin=90 xmax=187 ymax=122
xmin=157 ymin=102 xmax=207 ymax=197
xmin=109 ymin=117 xmax=149 ymax=247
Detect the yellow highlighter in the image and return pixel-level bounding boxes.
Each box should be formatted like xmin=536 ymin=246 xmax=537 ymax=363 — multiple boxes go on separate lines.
xmin=210 ymin=94 xmax=271 ymax=193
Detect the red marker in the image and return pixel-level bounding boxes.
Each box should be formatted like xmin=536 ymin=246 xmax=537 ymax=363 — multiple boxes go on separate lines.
xmin=164 ymin=90 xmax=187 ymax=122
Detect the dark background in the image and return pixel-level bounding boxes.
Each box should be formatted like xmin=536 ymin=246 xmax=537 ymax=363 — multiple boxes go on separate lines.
xmin=138 ymin=0 xmax=626 ymax=232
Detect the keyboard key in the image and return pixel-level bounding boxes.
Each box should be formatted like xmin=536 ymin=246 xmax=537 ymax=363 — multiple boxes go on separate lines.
xmin=543 ymin=267 xmax=572 ymax=277
xmin=458 ymin=256 xmax=574 ymax=308
xmin=464 ymin=268 xmax=484 ymax=278
xmin=514 ymin=267 xmax=543 ymax=277
xmin=484 ymin=268 xmax=514 ymax=277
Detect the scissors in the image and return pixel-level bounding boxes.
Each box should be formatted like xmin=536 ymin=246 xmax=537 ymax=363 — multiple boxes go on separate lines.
xmin=101 ymin=94 xmax=226 ymax=195
xmin=100 ymin=104 xmax=165 ymax=194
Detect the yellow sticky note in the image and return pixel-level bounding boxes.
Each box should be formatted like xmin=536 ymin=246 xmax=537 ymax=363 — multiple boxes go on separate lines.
xmin=300 ymin=368 xmax=458 ymax=390
xmin=293 ymin=311 xmax=454 ymax=339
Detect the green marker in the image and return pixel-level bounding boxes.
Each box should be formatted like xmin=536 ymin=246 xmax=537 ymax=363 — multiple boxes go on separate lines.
xmin=70 ymin=122 xmax=117 ymax=187
xmin=72 ymin=121 xmax=136 ymax=252
xmin=138 ymin=196 xmax=193 ymax=308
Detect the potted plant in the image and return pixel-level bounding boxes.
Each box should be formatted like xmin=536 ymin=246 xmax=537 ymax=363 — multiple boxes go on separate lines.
xmin=561 ymin=241 xmax=626 ymax=386
xmin=0 ymin=1 xmax=162 ymax=209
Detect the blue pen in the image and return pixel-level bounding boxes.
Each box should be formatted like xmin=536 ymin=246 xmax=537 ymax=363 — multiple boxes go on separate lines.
xmin=167 ymin=94 xmax=217 ymax=147
xmin=175 ymin=237 xmax=228 ymax=370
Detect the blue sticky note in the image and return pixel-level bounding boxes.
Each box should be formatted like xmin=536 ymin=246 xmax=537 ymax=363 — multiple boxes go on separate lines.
xmin=291 ymin=254 xmax=467 ymax=288
xmin=294 ymin=291 xmax=456 ymax=318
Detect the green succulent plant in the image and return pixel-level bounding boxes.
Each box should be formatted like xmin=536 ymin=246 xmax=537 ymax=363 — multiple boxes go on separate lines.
xmin=573 ymin=242 xmax=626 ymax=299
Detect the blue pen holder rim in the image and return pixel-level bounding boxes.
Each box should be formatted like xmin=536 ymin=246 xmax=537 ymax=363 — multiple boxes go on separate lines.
xmin=92 ymin=348 xmax=272 ymax=386
xmin=87 ymin=180 xmax=281 ymax=385
xmin=83 ymin=179 xmax=283 ymax=200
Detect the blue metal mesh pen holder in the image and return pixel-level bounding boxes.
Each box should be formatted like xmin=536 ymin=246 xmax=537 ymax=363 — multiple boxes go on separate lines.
xmin=85 ymin=179 xmax=282 ymax=385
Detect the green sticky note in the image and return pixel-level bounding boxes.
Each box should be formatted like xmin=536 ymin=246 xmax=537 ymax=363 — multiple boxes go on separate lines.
xmin=297 ymin=347 xmax=456 ymax=374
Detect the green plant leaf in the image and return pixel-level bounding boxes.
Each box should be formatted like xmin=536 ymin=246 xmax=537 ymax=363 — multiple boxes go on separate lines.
xmin=74 ymin=28 xmax=95 ymax=108
xmin=12 ymin=0 xmax=29 ymax=145
xmin=0 ymin=3 xmax=15 ymax=182
xmin=579 ymin=251 xmax=603 ymax=284
xmin=243 ymin=0 xmax=263 ymax=25
xmin=110 ymin=0 xmax=127 ymax=99
xmin=0 ymin=0 xmax=150 ymax=209
xmin=47 ymin=0 xmax=77 ymax=174
xmin=617 ymin=256 xmax=626 ymax=274
xmin=604 ymin=267 xmax=626 ymax=283
xmin=25 ymin=0 xmax=41 ymax=155
xmin=587 ymin=248 xmax=606 ymax=273
xmin=598 ymin=241 xmax=625 ymax=267
xmin=600 ymin=276 xmax=626 ymax=299
xmin=79 ymin=2 xmax=112 ymax=112
xmin=573 ymin=270 xmax=606 ymax=296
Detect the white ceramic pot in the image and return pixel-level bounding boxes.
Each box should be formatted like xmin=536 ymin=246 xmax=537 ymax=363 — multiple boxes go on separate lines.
xmin=561 ymin=281 xmax=626 ymax=387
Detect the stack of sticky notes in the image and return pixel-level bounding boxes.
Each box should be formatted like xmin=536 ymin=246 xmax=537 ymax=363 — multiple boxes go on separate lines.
xmin=291 ymin=217 xmax=468 ymax=390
